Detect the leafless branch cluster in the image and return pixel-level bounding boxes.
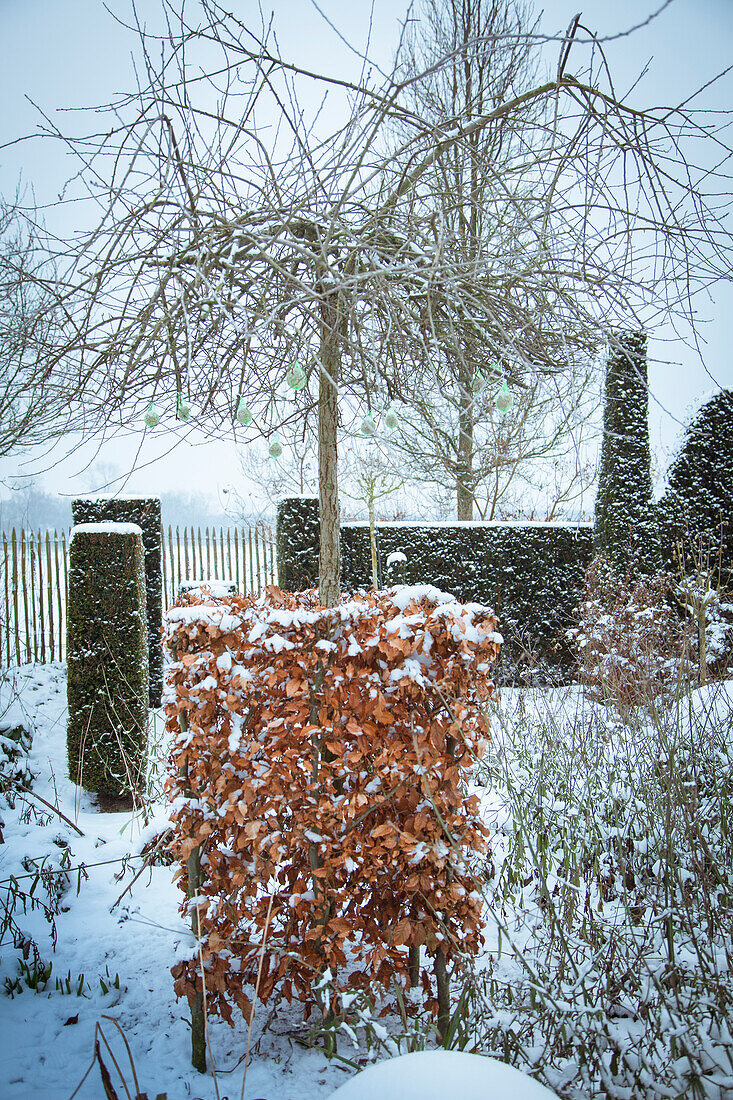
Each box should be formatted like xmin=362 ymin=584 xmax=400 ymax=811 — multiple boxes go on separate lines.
xmin=2 ymin=0 xmax=732 ymax=595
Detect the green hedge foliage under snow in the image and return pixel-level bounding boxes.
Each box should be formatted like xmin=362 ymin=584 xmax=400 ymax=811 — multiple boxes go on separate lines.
xmin=594 ymin=332 xmax=660 ymax=574
xmin=66 ymin=524 xmax=149 ymax=801
xmin=72 ymin=497 xmax=163 ymax=706
xmin=276 ymin=497 xmax=592 ymax=680
xmin=658 ymin=389 xmax=733 ymax=586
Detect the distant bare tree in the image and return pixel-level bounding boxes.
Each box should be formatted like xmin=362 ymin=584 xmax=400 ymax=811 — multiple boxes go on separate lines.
xmin=11 ymin=0 xmax=733 ymax=601
xmin=0 ymin=199 xmax=69 ymax=456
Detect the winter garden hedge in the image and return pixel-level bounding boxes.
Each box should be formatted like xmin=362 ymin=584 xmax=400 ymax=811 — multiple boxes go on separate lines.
xmin=658 ymin=389 xmax=733 ymax=586
xmin=66 ymin=524 xmax=149 ymax=802
xmin=164 ymin=583 xmax=500 ymax=1037
xmin=73 ymin=496 xmax=163 ymax=706
xmin=594 ymin=331 xmax=660 ymax=573
xmin=277 ymin=497 xmax=592 ymax=680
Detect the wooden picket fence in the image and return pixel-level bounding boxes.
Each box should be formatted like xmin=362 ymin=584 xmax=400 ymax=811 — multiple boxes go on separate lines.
xmin=0 ymin=524 xmax=277 ymax=667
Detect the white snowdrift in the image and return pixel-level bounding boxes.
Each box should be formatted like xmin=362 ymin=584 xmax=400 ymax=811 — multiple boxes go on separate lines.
xmin=327 ymin=1050 xmax=559 ymax=1100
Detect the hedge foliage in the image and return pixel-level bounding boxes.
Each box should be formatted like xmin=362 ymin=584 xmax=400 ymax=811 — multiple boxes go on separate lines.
xmin=276 ymin=496 xmax=321 ymax=591
xmin=659 ymin=389 xmax=733 ymax=586
xmin=72 ymin=497 xmax=163 ymax=706
xmin=594 ymin=332 xmax=660 ymax=573
xmin=277 ymin=498 xmax=591 ymax=680
xmin=66 ymin=524 xmax=149 ymax=801
xmin=165 ymin=584 xmax=499 ymax=1023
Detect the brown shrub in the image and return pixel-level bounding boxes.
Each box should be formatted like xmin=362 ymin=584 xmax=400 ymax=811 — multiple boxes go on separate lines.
xmin=164 ymin=584 xmax=500 ymax=1024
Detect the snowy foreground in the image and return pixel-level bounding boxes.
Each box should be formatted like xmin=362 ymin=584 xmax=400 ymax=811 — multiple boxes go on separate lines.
xmin=1 ymin=663 xmax=732 ymax=1099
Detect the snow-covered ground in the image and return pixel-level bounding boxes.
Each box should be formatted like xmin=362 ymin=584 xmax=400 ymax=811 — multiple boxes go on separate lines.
xmin=0 ymin=664 xmax=362 ymax=1099
xmin=1 ymin=664 xmax=732 ymax=1099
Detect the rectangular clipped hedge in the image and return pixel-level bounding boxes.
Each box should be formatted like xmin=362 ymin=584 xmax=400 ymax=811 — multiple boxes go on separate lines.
xmin=66 ymin=523 xmax=149 ymax=804
xmin=72 ymin=497 xmax=163 ymax=706
xmin=276 ymin=497 xmax=593 ymax=681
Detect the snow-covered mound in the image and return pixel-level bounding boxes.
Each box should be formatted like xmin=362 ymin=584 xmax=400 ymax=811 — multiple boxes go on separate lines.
xmin=327 ymin=1050 xmax=559 ymax=1099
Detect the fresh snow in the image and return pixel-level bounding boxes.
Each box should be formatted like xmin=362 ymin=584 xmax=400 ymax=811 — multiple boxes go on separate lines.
xmin=1 ymin=663 xmax=731 ymax=1099
xmin=327 ymin=1050 xmax=559 ymax=1099
xmin=70 ymin=522 xmax=144 ymax=539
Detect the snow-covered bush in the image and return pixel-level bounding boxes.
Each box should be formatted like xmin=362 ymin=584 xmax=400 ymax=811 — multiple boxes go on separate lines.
xmin=594 ymin=332 xmax=660 ymax=574
xmin=66 ymin=524 xmax=149 ymax=804
xmin=472 ymin=683 xmax=733 ymax=1099
xmin=72 ymin=497 xmax=163 ymax=706
xmin=570 ymin=557 xmax=692 ymax=713
xmin=676 ymin=567 xmax=733 ymax=682
xmin=164 ymin=584 xmax=500 ymax=1034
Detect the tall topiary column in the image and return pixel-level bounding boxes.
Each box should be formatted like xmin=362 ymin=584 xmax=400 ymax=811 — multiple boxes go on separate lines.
xmin=67 ymin=524 xmax=149 ymax=808
xmin=276 ymin=497 xmax=320 ymax=591
xmin=594 ymin=331 xmax=660 ymax=573
xmin=659 ymin=389 xmax=733 ymax=586
xmin=72 ymin=497 xmax=163 ymax=706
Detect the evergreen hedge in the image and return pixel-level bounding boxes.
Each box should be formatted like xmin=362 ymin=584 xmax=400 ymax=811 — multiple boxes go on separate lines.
xmin=659 ymin=389 xmax=733 ymax=586
xmin=276 ymin=497 xmax=592 ymax=680
xmin=66 ymin=524 xmax=149 ymax=803
xmin=72 ymin=497 xmax=163 ymax=706
xmin=276 ymin=496 xmax=321 ymax=591
xmin=594 ymin=332 xmax=660 ymax=573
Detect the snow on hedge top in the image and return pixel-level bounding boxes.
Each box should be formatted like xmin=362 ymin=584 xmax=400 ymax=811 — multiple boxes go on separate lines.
xmin=164 ymin=584 xmax=501 ymax=662
xmin=327 ymin=1050 xmax=559 ymax=1100
xmin=70 ymin=522 xmax=144 ymax=539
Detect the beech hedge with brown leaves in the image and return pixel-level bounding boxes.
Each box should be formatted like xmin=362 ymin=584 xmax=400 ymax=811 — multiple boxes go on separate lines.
xmin=164 ymin=584 xmax=501 ymax=1025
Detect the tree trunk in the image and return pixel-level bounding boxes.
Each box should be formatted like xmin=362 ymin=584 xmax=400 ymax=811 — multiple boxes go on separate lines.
xmin=368 ymin=495 xmax=379 ymax=589
xmin=178 ymin=708 xmax=206 ymax=1074
xmin=318 ymin=292 xmax=342 ymax=607
xmin=434 ymin=949 xmax=451 ymax=1044
xmin=457 ymin=384 xmax=474 ymax=521
xmin=409 ymin=944 xmax=421 ymax=990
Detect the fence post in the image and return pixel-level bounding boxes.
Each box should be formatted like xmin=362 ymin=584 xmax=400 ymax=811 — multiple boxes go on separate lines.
xmin=46 ymin=531 xmax=55 ymax=662
xmin=2 ymin=531 xmax=10 ymax=665
xmin=55 ymin=531 xmax=64 ymax=662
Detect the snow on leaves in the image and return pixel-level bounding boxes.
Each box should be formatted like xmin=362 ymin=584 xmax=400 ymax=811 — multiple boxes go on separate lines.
xmin=164 ymin=584 xmax=500 ymax=1023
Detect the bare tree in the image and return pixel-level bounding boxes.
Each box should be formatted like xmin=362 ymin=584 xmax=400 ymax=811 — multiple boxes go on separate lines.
xmin=385 ymin=357 xmax=599 ymax=520
xmin=10 ymin=0 xmax=733 ymax=601
xmin=0 ymin=199 xmax=70 ymax=456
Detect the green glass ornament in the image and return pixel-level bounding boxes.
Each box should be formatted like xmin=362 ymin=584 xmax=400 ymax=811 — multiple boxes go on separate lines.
xmin=176 ymin=392 xmax=191 ymax=422
xmin=494 ymin=380 xmax=514 ymax=414
xmin=236 ymin=399 xmax=253 ymax=426
xmin=384 ymin=405 xmax=399 ymax=431
xmin=143 ymin=401 xmax=160 ymax=428
xmin=361 ymin=413 xmax=377 ymax=438
xmin=285 ymin=362 xmax=307 ymax=391
xmin=268 ymin=436 xmax=283 ymax=459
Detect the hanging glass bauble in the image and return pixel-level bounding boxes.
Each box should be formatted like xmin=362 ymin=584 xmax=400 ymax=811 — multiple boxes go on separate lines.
xmin=494 ymin=380 xmax=514 ymax=414
xmin=143 ymin=401 xmax=160 ymax=428
xmin=472 ymin=371 xmax=486 ymax=394
xmin=236 ymin=399 xmax=253 ymax=426
xmin=285 ymin=361 xmax=307 ymax=391
xmin=384 ymin=405 xmax=399 ymax=431
xmin=361 ymin=413 xmax=377 ymax=438
xmin=176 ymin=392 xmax=191 ymax=422
xmin=268 ymin=436 xmax=283 ymax=459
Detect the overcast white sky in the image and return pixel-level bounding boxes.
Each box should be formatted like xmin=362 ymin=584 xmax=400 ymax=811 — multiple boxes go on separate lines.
xmin=0 ymin=0 xmax=731 ymax=508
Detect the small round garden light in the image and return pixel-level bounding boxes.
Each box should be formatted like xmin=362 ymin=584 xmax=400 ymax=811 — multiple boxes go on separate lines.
xmin=361 ymin=412 xmax=377 ymax=438
xmin=285 ymin=362 xmax=307 ymax=391
xmin=176 ymin=392 xmax=191 ymax=422
xmin=384 ymin=405 xmax=399 ymax=431
xmin=236 ymin=399 xmax=253 ymax=426
xmin=143 ymin=401 xmax=160 ymax=428
xmin=269 ymin=436 xmax=283 ymax=459
xmin=494 ymin=380 xmax=514 ymax=415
